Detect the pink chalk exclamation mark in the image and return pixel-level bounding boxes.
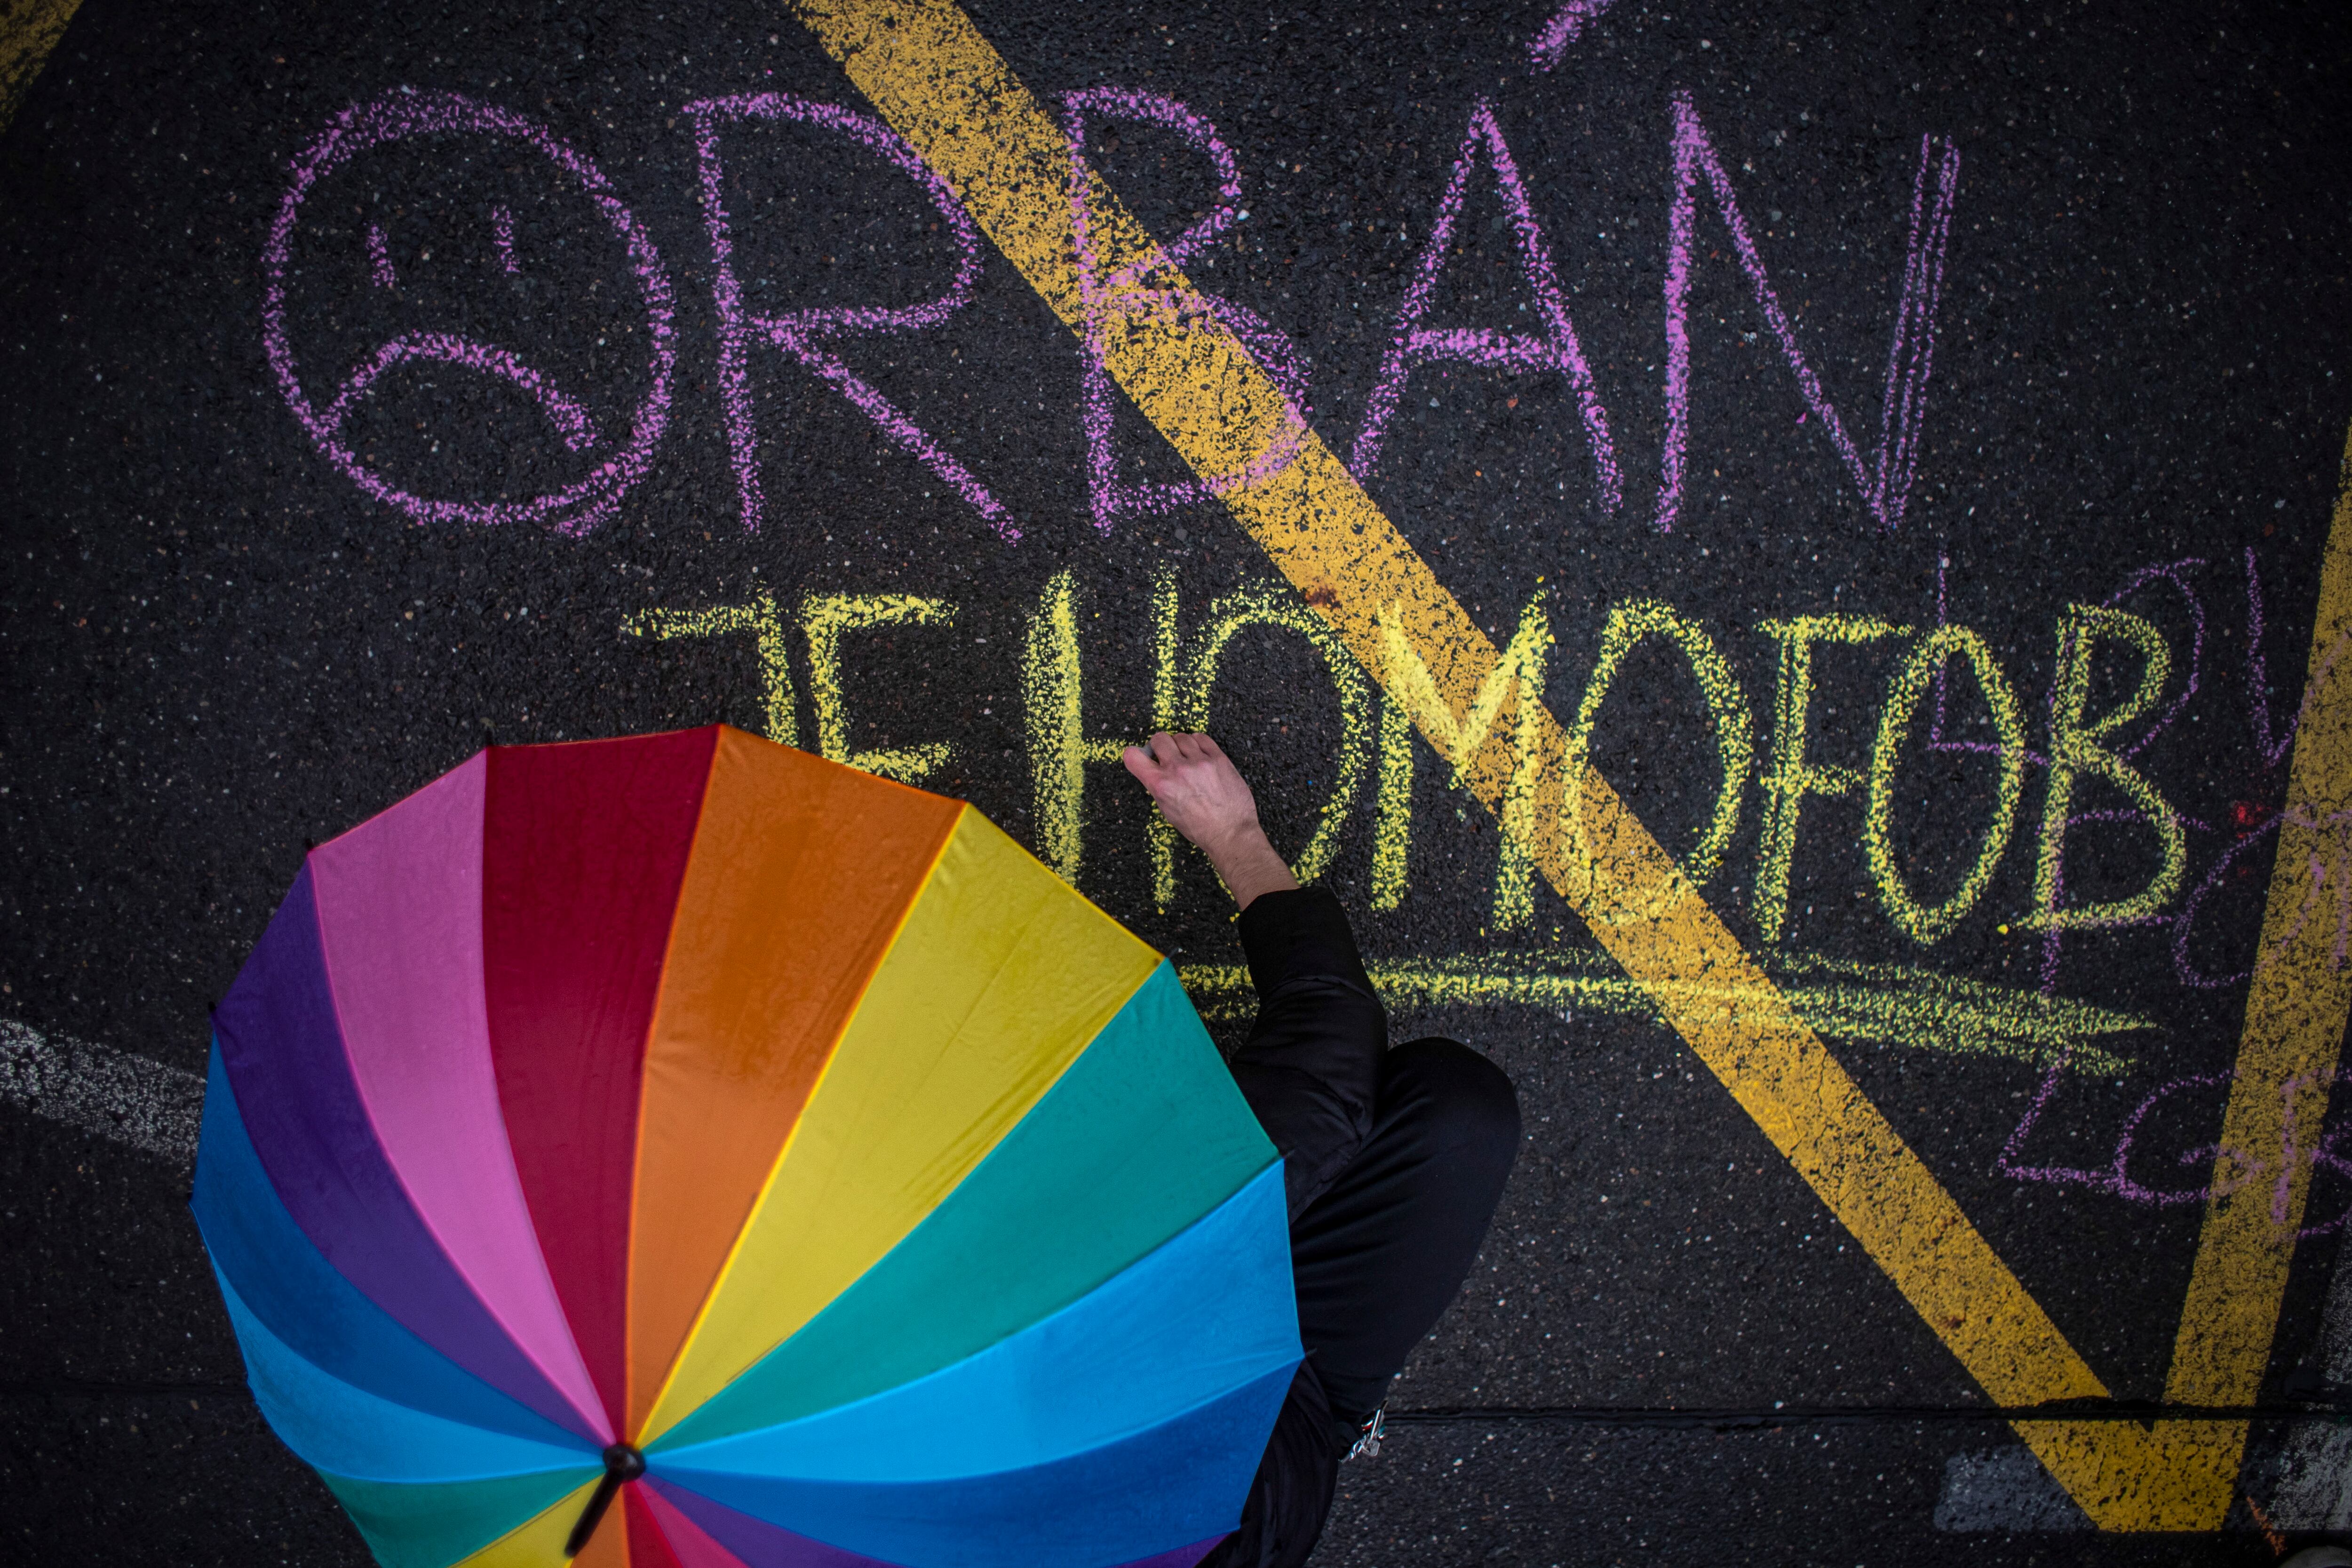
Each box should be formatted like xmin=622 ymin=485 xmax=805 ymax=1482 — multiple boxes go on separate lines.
xmin=493 ymin=205 xmax=519 ymax=274
xmin=367 ymin=224 xmax=396 ymax=289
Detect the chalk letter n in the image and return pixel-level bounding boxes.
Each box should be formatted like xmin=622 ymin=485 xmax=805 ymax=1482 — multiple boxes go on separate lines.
xmin=1657 ymin=93 xmax=1959 ymax=533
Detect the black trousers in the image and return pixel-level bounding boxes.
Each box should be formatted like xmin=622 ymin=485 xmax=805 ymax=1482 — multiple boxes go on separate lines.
xmin=1197 ymin=890 xmax=1520 ymax=1568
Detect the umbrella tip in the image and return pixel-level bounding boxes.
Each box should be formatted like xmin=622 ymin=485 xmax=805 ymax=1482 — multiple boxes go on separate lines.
xmin=562 ymin=1444 xmax=645 ymax=1558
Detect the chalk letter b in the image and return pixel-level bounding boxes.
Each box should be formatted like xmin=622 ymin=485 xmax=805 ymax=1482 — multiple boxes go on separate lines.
xmin=2026 ymin=605 xmax=2185 ymax=929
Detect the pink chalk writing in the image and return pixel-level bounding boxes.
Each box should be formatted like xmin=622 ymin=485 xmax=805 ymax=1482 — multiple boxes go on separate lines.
xmin=2174 ymin=810 xmax=2290 ymax=991
xmin=684 ymin=93 xmax=1014 ymax=541
xmin=1528 ymin=0 xmax=1618 ymax=70
xmin=1061 ymin=87 xmax=1311 ymax=533
xmin=321 ymin=334 xmax=601 ymax=454
xmin=2109 ymin=559 xmax=2208 ymax=763
xmin=1873 ymin=135 xmax=1959 ymax=533
xmin=1999 ymin=1059 xmax=2352 ymax=1235
xmin=262 ymin=90 xmax=677 ymax=535
xmin=2275 ymin=1070 xmax=2352 ymax=1232
xmin=1657 ymin=94 xmax=1958 ymax=533
xmin=367 ymin=223 xmax=396 ymax=289
xmin=2167 ymin=556 xmax=2352 ymax=988
xmin=1964 ymin=547 xmax=2352 ymax=1218
xmin=2174 ymin=802 xmax=2352 ymax=990
xmin=2110 ymin=1072 xmax=2242 ymax=1206
xmin=1348 ymin=100 xmax=1620 ymax=509
xmin=2245 ymin=546 xmax=2331 ymax=770
xmin=493 ymin=204 xmax=519 ymax=275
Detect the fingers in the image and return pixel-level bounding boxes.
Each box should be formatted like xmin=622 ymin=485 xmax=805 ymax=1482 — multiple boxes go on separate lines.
xmin=1136 ymin=731 xmax=1216 ymax=767
xmin=1125 ymin=732 xmax=1235 ymax=804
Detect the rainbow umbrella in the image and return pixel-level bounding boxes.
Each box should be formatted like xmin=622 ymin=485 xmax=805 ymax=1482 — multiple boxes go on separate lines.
xmin=192 ymin=726 xmax=1296 ymax=1568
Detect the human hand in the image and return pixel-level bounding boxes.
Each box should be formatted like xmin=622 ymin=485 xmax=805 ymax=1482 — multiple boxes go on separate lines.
xmin=1121 ymin=732 xmax=1299 ymax=909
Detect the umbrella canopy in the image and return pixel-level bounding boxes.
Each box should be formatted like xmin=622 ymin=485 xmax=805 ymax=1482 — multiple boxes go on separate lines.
xmin=192 ymin=726 xmax=1298 ymax=1568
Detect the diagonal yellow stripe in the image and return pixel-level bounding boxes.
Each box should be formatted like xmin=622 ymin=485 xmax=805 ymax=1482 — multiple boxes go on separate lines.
xmin=0 ymin=0 xmax=81 ymax=139
xmin=787 ymin=0 xmax=2114 ymax=1436
xmin=2171 ymin=426 xmax=2352 ymax=1403
xmin=1996 ymin=437 xmax=2352 ymax=1530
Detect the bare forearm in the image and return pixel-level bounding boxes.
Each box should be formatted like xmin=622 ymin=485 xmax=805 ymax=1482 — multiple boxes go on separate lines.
xmin=1199 ymin=824 xmax=1298 ymax=912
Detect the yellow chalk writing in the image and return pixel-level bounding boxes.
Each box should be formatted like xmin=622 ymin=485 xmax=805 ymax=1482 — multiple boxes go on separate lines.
xmin=2026 ymin=605 xmax=2185 ymax=929
xmin=1565 ymin=598 xmax=1755 ymax=891
xmin=1373 ymin=592 xmax=1554 ymax=928
xmin=1377 ymin=590 xmax=1552 ymax=789
xmin=1147 ymin=565 xmax=1183 ymax=907
xmin=1021 ymin=570 xmax=1129 ymax=882
xmin=801 ymin=592 xmax=958 ymax=784
xmin=1178 ymin=947 xmax=2146 ymax=1076
xmin=1371 ymin=696 xmax=1416 ymax=912
xmin=1483 ymin=596 xmax=1558 ymax=931
xmin=1754 ymin=615 xmax=1911 ymax=944
xmin=1183 ymin=580 xmax=1373 ymax=884
xmin=621 ymin=593 xmax=798 ymax=746
xmin=1866 ymin=624 xmax=2027 ymax=944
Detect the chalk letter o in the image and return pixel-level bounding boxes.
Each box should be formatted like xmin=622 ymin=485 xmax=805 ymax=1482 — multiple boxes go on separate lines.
xmin=1565 ymin=599 xmax=1753 ymax=889
xmin=1865 ymin=624 xmax=2027 ymax=945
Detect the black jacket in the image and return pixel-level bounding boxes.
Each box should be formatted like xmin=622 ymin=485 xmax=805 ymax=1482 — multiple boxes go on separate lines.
xmin=1197 ymin=888 xmax=1387 ymax=1568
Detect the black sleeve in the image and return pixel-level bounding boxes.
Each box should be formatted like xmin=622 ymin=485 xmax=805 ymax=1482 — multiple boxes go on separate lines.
xmin=1225 ymin=886 xmax=1387 ymax=1220
xmin=1192 ymin=1364 xmax=1340 ymax=1568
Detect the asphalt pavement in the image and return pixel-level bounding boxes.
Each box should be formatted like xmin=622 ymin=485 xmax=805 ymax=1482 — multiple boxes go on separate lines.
xmin=4 ymin=0 xmax=2351 ymax=1562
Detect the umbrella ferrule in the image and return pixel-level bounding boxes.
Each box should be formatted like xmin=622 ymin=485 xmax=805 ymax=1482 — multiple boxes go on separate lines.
xmin=563 ymin=1443 xmax=646 ymax=1557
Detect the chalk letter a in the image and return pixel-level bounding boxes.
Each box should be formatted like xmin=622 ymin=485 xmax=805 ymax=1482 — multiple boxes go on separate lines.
xmin=1351 ymin=102 xmax=1620 ymax=509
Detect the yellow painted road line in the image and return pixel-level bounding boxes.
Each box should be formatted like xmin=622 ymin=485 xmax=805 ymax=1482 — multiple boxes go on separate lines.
xmin=788 ymin=0 xmax=2109 ymax=1419
xmin=789 ymin=0 xmax=2348 ymax=1528
xmin=2171 ymin=434 xmax=2352 ymax=1385
xmin=2006 ymin=433 xmax=2352 ymax=1530
xmin=0 ymin=0 xmax=81 ymax=138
